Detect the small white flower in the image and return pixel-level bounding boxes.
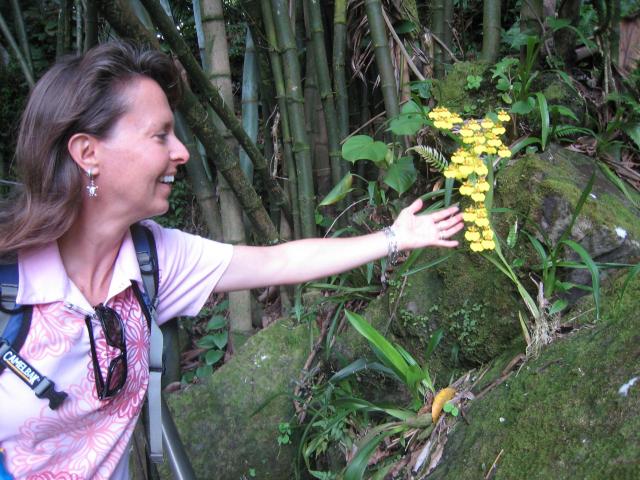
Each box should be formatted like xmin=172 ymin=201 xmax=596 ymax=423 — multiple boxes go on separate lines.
xmin=615 ymin=227 xmax=627 ymax=239
xmin=618 ymin=377 xmax=639 ymax=397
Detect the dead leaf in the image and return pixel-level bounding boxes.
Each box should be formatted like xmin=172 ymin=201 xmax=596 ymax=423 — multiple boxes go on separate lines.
xmin=619 ymin=14 xmax=640 ymax=76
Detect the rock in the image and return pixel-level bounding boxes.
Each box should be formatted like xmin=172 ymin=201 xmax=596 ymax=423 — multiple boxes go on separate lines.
xmin=494 ymin=147 xmax=640 ymax=305
xmin=429 ymin=275 xmax=640 ymax=479
xmin=160 ymin=319 xmax=312 ymax=479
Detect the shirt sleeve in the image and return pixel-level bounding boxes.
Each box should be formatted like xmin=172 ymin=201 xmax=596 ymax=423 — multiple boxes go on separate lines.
xmin=142 ymin=220 xmax=233 ymax=324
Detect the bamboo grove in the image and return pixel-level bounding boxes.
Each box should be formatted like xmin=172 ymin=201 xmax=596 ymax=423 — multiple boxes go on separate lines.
xmin=1 ymin=0 xmax=636 ymax=335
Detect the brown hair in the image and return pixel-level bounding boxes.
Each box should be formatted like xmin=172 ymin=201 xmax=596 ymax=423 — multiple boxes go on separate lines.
xmin=0 ymin=41 xmax=181 ymax=255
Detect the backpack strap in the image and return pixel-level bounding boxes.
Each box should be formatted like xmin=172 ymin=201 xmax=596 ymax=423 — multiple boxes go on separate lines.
xmin=129 ymin=224 xmax=165 ymax=464
xmin=0 ymin=263 xmax=67 ymax=410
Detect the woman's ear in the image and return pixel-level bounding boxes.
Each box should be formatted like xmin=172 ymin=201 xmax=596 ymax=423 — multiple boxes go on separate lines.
xmin=68 ymin=133 xmax=100 ymax=176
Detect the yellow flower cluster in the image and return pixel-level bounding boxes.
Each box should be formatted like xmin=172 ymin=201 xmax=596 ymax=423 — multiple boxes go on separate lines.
xmin=431 ymin=108 xmax=513 ymax=252
xmin=428 ymin=107 xmax=463 ymax=130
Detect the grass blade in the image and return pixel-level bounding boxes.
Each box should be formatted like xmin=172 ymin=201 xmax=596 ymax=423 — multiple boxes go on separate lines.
xmin=557 ymin=170 xmax=595 ymax=246
xmin=561 ymin=239 xmax=600 ymax=319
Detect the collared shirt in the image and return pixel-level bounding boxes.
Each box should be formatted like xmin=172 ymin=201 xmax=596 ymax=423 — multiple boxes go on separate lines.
xmin=0 ymin=221 xmax=233 ymax=479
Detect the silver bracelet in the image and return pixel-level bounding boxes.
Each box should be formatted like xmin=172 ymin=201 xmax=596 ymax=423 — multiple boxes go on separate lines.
xmin=383 ymin=226 xmax=399 ymax=265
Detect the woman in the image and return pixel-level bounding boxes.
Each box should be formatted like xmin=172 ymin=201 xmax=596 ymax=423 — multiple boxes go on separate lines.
xmin=0 ymin=42 xmax=463 ymax=479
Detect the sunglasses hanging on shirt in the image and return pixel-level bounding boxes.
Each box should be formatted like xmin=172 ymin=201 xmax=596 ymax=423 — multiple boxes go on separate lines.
xmin=85 ymin=304 xmax=127 ymax=400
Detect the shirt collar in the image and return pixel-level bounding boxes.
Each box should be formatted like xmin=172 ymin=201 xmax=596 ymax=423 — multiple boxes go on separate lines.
xmin=17 ymin=230 xmax=143 ymax=309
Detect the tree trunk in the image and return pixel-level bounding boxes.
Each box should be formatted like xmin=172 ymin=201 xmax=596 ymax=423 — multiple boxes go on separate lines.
xmin=0 ymin=10 xmax=35 ymax=87
xmin=333 ymin=0 xmax=349 ymax=144
xmin=431 ymin=0 xmax=445 ymax=78
xmin=481 ymin=0 xmax=501 ymax=63
xmin=271 ymin=0 xmax=317 ymax=238
xmin=10 ymin=0 xmax=33 ymax=75
xmin=56 ymin=0 xmax=73 ymax=58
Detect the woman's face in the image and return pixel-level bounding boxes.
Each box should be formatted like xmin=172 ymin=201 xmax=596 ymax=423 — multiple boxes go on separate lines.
xmin=92 ymin=76 xmax=189 ymax=222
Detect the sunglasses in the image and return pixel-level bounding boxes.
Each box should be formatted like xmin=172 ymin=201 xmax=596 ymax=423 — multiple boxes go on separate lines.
xmin=85 ymin=304 xmax=127 ymax=400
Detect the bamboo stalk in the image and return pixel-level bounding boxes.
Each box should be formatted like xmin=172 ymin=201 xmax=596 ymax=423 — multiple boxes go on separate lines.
xmin=84 ymin=0 xmax=98 ymax=51
xmin=240 ymin=26 xmax=259 ymax=182
xmin=75 ymin=0 xmax=82 ymax=53
xmin=305 ymin=0 xmax=343 ymax=188
xmin=175 ymin=111 xmax=224 ymax=241
xmin=431 ymin=0 xmax=445 ymax=78
xmin=332 ymin=0 xmax=349 ymax=144
xmin=364 ymin=0 xmax=399 ymax=119
xmin=9 ymin=0 xmax=33 ymax=76
xmin=137 ymin=0 xmax=290 ymax=214
xmin=271 ymin=0 xmax=317 ymax=238
xmin=0 ymin=10 xmax=34 ymax=87
xmin=481 ymin=0 xmax=501 ymax=63
xmin=259 ymin=0 xmax=301 ymax=238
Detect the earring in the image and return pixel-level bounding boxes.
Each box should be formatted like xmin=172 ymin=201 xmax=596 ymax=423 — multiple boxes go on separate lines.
xmin=86 ymin=168 xmax=98 ymax=198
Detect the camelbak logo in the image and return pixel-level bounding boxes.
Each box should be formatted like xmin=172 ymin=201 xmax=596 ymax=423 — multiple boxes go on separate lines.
xmin=2 ymin=351 xmax=41 ymax=385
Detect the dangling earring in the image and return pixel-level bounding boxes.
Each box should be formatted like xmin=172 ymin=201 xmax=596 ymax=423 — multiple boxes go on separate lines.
xmin=86 ymin=168 xmax=98 ymax=198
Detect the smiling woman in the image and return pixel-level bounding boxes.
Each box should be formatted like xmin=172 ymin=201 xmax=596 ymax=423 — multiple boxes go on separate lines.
xmin=0 ymin=41 xmax=463 ymax=479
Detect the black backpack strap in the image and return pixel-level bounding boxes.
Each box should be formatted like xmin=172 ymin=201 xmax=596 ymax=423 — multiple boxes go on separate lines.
xmin=0 ymin=262 xmax=32 ymax=372
xmin=0 ymin=263 xmax=67 ymax=409
xmin=129 ymin=223 xmax=165 ymax=463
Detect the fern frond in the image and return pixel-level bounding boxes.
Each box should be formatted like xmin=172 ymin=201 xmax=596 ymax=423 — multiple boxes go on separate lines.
xmin=408 ymin=145 xmax=448 ymax=172
xmin=553 ymin=125 xmax=594 ymax=138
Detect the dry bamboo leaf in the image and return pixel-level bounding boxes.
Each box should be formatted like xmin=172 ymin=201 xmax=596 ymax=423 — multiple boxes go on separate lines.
xmin=425 ymin=442 xmax=445 ymax=475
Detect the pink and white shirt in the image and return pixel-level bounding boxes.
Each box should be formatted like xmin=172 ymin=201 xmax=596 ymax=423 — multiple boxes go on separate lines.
xmin=0 ymin=221 xmax=233 ymax=479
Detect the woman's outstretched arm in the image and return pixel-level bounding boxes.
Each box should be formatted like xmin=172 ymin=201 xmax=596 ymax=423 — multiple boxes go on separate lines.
xmin=214 ymin=200 xmax=464 ymax=293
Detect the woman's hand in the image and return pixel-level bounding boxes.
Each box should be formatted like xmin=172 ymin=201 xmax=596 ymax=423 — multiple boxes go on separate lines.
xmin=392 ymin=199 xmax=464 ymax=251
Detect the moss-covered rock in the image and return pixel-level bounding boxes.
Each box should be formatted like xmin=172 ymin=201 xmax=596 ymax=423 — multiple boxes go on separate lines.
xmin=494 ymin=147 xmax=640 ymax=304
xmin=430 ymin=275 xmax=640 ymax=479
xmin=161 ymin=319 xmax=312 ymax=479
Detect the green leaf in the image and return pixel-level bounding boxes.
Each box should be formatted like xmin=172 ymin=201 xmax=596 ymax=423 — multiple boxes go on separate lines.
xmin=196 ymin=335 xmax=218 ymax=349
xmin=342 ymin=135 xmax=388 ymax=163
xmin=624 ymin=123 xmax=640 ymax=150
xmin=561 ymin=240 xmax=600 ymax=319
xmin=549 ymin=105 xmax=579 ymax=122
xmin=383 ymin=156 xmax=417 ymax=195
xmin=501 ymin=92 xmax=513 ymax=104
xmin=511 ymin=99 xmax=534 ymax=114
xmin=389 ymin=114 xmax=426 ymax=135
xmin=205 ymin=349 xmax=224 ymax=365
xmin=211 ymin=331 xmax=228 ymax=349
xmin=207 ymin=315 xmax=227 ymax=330
xmin=510 ymin=136 xmax=541 ymax=155
xmin=195 ymin=365 xmax=212 ymax=378
xmin=425 ymin=328 xmax=444 ymax=361
xmin=443 ymin=402 xmax=453 ymax=413
xmin=597 ymin=162 xmax=639 ymax=208
xmin=345 ymin=311 xmax=410 ymax=383
xmin=410 ymin=80 xmax=432 ymax=99
xmin=536 ymin=93 xmax=550 ymax=150
xmin=549 ymin=298 xmax=568 ymax=315
xmin=394 ymin=20 xmax=417 ymax=34
xmin=319 ymin=174 xmax=353 ymax=206
xmin=344 ymin=426 xmax=405 ymax=480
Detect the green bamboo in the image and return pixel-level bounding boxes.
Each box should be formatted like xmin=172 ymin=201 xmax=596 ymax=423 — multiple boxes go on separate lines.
xmin=10 ymin=0 xmax=33 ymax=76
xmin=137 ymin=0 xmax=290 ymax=214
xmin=0 ymin=10 xmax=35 ymax=87
xmin=271 ymin=0 xmax=316 ymax=238
xmin=84 ymin=0 xmax=98 ymax=51
xmin=98 ymin=0 xmax=279 ymax=244
xmin=364 ymin=0 xmax=399 ymax=119
xmin=481 ymin=0 xmax=501 ymax=63
xmin=431 ymin=0 xmax=445 ymax=78
xmin=260 ymin=0 xmax=301 ymax=239
xmin=443 ymin=0 xmax=454 ymax=59
xmin=240 ymin=26 xmax=258 ymax=182
xmin=192 ymin=0 xmax=208 ymax=68
xmin=332 ymin=0 xmax=349 ymax=144
xmin=306 ymin=0 xmax=343 ymax=188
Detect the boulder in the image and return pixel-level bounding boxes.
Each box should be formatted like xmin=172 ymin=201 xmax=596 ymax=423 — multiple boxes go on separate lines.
xmin=430 ymin=275 xmax=640 ymax=479
xmin=161 ymin=319 xmax=311 ymax=479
